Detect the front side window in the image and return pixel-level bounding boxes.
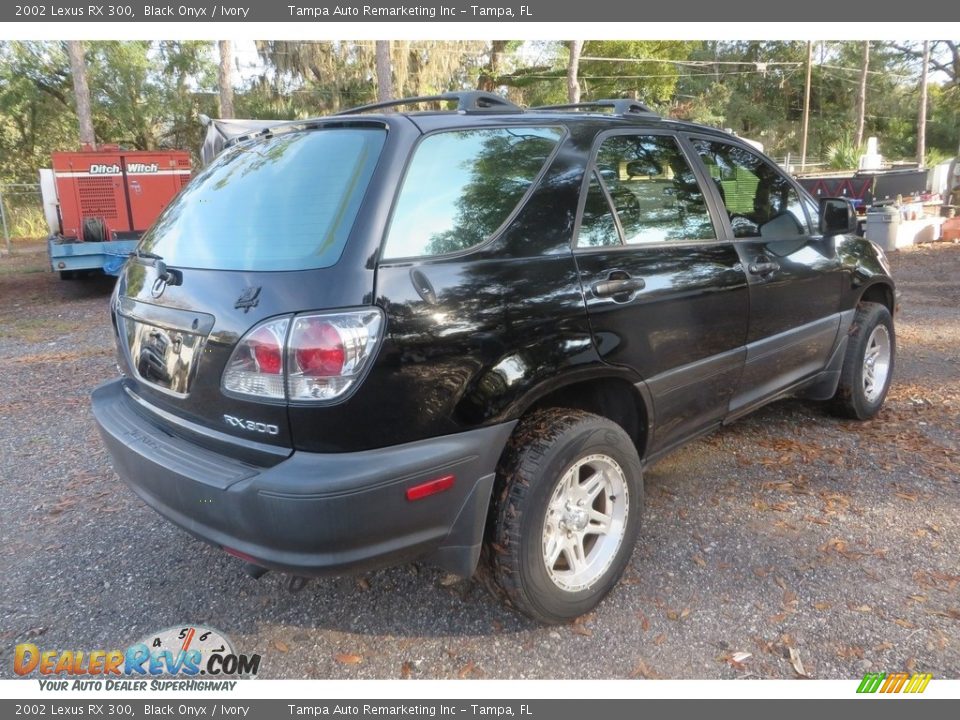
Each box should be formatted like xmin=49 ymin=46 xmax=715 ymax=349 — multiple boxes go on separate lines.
xmin=693 ymin=139 xmax=808 ymax=238
xmin=591 ymin=134 xmax=716 ymax=245
xmin=383 ymin=127 xmax=564 ymax=259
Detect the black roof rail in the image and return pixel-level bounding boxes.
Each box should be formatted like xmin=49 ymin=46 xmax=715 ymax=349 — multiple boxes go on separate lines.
xmin=336 ymin=91 xmax=523 ymax=116
xmin=533 ymin=99 xmax=658 ymax=118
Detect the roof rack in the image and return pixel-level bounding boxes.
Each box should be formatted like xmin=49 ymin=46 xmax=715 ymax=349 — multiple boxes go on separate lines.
xmin=533 ymin=99 xmax=657 ymax=117
xmin=336 ymin=91 xmax=523 ymax=116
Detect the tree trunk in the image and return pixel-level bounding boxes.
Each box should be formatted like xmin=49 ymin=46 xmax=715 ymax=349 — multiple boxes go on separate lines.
xmin=567 ymin=40 xmax=584 ymax=103
xmin=854 ymin=41 xmax=869 ymax=149
xmin=477 ymin=40 xmax=508 ymax=92
xmin=917 ymin=40 xmax=929 ymax=167
xmin=67 ymin=41 xmax=95 ymax=149
xmin=218 ymin=40 xmax=235 ymax=119
xmin=375 ymin=41 xmax=394 ymax=105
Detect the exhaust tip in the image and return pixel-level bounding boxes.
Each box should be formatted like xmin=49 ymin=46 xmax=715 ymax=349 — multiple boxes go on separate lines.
xmin=242 ymin=562 xmax=269 ymax=580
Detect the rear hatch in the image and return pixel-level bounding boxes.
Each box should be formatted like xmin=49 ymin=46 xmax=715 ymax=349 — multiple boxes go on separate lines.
xmin=111 ymin=124 xmax=389 ymax=452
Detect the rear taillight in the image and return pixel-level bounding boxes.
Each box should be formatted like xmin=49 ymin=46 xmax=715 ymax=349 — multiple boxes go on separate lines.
xmin=222 ymin=317 xmax=289 ymax=400
xmin=222 ymin=309 xmax=383 ymax=403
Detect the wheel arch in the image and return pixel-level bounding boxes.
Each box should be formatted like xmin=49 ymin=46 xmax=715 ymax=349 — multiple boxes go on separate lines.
xmin=857 ymin=280 xmax=896 ymax=314
xmin=502 ymin=369 xmax=653 ymax=461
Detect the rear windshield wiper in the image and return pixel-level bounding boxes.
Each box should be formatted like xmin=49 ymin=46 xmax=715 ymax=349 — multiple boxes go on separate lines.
xmin=129 ymin=249 xmax=182 ymax=287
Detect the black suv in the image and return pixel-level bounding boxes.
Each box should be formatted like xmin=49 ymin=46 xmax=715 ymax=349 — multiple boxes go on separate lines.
xmin=93 ymin=92 xmax=896 ymax=623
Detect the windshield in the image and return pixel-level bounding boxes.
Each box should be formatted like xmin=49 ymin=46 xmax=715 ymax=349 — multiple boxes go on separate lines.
xmin=138 ymin=127 xmax=386 ymax=271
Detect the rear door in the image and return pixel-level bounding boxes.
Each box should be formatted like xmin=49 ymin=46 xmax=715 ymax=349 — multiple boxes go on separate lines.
xmin=688 ymin=136 xmax=844 ymax=416
xmin=573 ymin=130 xmax=749 ymax=455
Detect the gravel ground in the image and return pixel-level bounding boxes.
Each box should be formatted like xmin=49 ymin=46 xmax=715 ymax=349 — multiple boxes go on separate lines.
xmin=1 ymin=241 xmax=958 ymax=680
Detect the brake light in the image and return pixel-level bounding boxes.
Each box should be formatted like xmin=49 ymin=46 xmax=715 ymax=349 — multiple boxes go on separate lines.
xmin=287 ymin=311 xmax=383 ymax=402
xmin=222 ymin=317 xmax=289 ymax=400
xmin=293 ymin=320 xmax=345 ymax=376
xmin=222 ymin=309 xmax=383 ymax=403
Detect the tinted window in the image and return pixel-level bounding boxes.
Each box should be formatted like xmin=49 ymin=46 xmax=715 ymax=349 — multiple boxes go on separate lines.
xmin=139 ymin=128 xmax=386 ymax=271
xmin=594 ymin=134 xmax=715 ymax=244
xmin=693 ymin=139 xmax=807 ymax=238
xmin=383 ymin=127 xmax=563 ymax=259
xmin=577 ymin=173 xmax=620 ymax=247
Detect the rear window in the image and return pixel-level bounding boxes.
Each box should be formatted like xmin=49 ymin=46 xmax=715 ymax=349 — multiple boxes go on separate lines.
xmin=138 ymin=127 xmax=386 ymax=271
xmin=382 ymin=127 xmax=563 ymax=259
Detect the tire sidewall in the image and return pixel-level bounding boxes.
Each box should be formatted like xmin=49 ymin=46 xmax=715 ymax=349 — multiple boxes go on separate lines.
xmin=516 ymin=421 xmax=643 ymax=622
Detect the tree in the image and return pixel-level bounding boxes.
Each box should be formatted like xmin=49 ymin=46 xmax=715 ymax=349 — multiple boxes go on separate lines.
xmin=66 ymin=41 xmax=95 ymax=148
xmin=478 ymin=40 xmax=508 ymax=92
xmin=375 ymin=40 xmax=393 ymax=104
xmin=567 ymin=40 xmax=583 ymax=103
xmin=218 ymin=40 xmax=234 ymax=119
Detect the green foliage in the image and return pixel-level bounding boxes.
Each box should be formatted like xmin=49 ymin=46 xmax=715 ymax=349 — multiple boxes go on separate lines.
xmin=827 ymin=136 xmax=865 ymax=170
xmin=0 ymin=39 xmax=957 ymax=188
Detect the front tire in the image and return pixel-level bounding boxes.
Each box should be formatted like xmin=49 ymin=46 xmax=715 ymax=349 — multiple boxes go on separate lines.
xmin=831 ymin=301 xmax=895 ymax=419
xmin=489 ymin=409 xmax=643 ymax=624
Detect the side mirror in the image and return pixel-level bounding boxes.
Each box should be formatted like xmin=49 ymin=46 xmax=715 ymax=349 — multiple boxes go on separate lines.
xmin=819 ymin=197 xmax=857 ymax=235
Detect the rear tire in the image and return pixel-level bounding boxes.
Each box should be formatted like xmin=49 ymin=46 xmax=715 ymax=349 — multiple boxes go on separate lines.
xmin=489 ymin=408 xmax=643 ymax=624
xmin=831 ymin=302 xmax=895 ymax=419
xmin=59 ymin=270 xmax=76 ymax=281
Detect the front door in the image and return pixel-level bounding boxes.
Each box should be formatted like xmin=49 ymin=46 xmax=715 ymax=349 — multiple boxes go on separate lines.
xmin=573 ymin=131 xmax=749 ymax=456
xmin=688 ymin=137 xmax=844 ymax=415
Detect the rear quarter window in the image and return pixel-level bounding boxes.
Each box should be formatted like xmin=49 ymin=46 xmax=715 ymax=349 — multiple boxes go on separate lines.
xmin=382 ymin=126 xmax=564 ymax=260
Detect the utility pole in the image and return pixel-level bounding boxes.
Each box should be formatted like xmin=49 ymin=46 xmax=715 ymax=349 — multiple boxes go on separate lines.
xmin=855 ymin=41 xmax=869 ymax=149
xmin=800 ymin=41 xmax=813 ymax=170
xmin=917 ymin=40 xmax=930 ymax=167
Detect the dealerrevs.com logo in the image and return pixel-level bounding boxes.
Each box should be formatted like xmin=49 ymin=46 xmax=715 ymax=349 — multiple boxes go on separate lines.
xmin=14 ymin=625 xmax=260 ymax=691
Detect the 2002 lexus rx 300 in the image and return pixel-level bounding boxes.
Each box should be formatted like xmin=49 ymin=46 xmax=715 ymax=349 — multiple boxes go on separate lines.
xmin=93 ymin=92 xmax=896 ymax=623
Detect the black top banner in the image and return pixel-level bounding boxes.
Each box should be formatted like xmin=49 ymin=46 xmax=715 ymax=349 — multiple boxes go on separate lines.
xmin=5 ymin=0 xmax=960 ymax=22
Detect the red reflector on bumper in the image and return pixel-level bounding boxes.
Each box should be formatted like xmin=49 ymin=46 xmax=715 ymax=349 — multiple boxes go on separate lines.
xmin=224 ymin=547 xmax=259 ymax=564
xmin=405 ymin=474 xmax=455 ymax=501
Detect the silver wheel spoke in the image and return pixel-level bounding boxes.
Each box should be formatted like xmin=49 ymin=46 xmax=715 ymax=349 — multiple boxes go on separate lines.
xmin=581 ymin=471 xmax=605 ymax=501
xmin=563 ymin=537 xmax=587 ymax=575
xmin=544 ymin=535 xmax=563 ymax=569
xmin=586 ymin=508 xmax=612 ymax=535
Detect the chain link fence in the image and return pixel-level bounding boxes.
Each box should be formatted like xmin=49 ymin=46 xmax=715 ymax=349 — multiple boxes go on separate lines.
xmin=0 ymin=183 xmax=45 ymax=256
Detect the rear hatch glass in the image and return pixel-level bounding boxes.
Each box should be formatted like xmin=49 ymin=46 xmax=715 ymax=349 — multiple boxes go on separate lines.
xmin=138 ymin=127 xmax=386 ymax=271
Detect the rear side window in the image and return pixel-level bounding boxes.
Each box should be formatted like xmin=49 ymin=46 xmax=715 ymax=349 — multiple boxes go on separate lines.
xmin=138 ymin=128 xmax=386 ymax=271
xmin=383 ymin=127 xmax=563 ymax=259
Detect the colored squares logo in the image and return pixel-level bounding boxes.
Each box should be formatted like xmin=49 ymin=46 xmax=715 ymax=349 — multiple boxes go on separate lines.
xmin=857 ymin=672 xmax=932 ymax=694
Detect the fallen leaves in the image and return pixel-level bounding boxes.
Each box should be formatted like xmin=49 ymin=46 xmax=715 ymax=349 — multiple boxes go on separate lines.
xmin=335 ymin=653 xmax=363 ymax=665
xmin=630 ymin=658 xmax=659 ymax=679
xmin=787 ymin=647 xmax=810 ymax=678
xmin=272 ymin=640 xmax=290 ymax=653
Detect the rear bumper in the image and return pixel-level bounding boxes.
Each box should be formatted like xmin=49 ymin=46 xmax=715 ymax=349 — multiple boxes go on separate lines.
xmin=92 ymin=379 xmax=515 ymax=577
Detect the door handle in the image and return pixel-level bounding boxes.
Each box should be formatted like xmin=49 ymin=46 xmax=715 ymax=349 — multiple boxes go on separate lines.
xmin=748 ymin=261 xmax=780 ymax=276
xmin=591 ymin=275 xmax=646 ymax=299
